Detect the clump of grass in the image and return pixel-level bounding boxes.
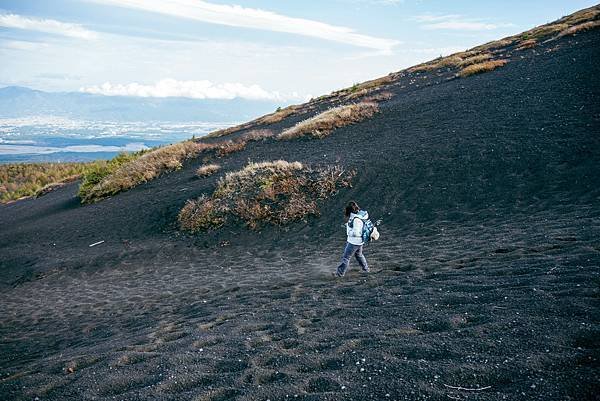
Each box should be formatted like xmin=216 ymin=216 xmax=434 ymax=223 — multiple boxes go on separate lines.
xmin=561 ymin=7 xmax=600 ymax=25
xmin=79 ymin=141 xmax=212 ymax=203
xmin=516 ymin=39 xmax=537 ymax=50
xmin=458 ymin=60 xmax=508 ymax=77
xmin=523 ymin=23 xmax=569 ymax=40
xmin=206 ymin=125 xmax=245 ymax=139
xmin=408 ymin=63 xmax=438 ymax=73
xmin=363 ymin=91 xmax=394 ymax=103
xmin=353 ymin=75 xmax=394 ymax=92
xmin=278 ymin=102 xmax=378 ymax=140
xmin=242 ymin=129 xmax=274 ymax=142
xmin=196 ymin=164 xmax=221 ymax=177
xmin=458 ymin=53 xmax=492 ymax=68
xmin=470 ymin=38 xmax=516 ymax=53
xmin=179 ymin=160 xmax=354 ymax=231
xmin=0 ymin=162 xmax=92 ymax=203
xmin=259 ymin=106 xmax=300 ymax=125
xmin=435 ymin=55 xmax=464 ymax=68
xmin=216 ymin=140 xmax=247 ymax=157
xmin=78 ymin=150 xmax=149 ymax=201
xmin=557 ymin=20 xmax=600 ymax=38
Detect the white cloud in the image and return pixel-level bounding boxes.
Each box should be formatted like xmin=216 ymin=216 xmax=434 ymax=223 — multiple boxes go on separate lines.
xmin=0 ymin=14 xmax=98 ymax=40
xmin=414 ymin=14 xmax=513 ymax=31
xmin=88 ymin=0 xmax=399 ymax=53
xmin=80 ymin=78 xmax=291 ymax=100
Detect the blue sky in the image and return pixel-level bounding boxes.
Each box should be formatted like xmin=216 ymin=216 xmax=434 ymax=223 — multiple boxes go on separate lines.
xmin=0 ymin=0 xmax=597 ymax=102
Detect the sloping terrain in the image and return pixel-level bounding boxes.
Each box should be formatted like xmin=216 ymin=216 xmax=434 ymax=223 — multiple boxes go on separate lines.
xmin=1 ymin=13 xmax=600 ymax=401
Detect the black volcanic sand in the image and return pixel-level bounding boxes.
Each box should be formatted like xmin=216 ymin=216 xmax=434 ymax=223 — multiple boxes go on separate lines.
xmin=1 ymin=31 xmax=600 ymax=400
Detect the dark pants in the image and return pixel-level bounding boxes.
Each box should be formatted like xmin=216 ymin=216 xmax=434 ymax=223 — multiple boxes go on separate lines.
xmin=336 ymin=242 xmax=369 ymax=276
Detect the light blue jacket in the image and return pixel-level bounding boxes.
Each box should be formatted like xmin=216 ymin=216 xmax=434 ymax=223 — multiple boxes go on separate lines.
xmin=346 ymin=210 xmax=368 ymax=245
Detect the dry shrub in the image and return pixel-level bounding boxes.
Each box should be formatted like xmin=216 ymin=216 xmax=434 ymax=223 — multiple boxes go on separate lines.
xmin=179 ymin=160 xmax=354 ymax=231
xmin=557 ymin=20 xmax=600 ymax=37
xmin=196 ymin=164 xmax=221 ymax=177
xmin=516 ymin=39 xmax=537 ymax=50
xmin=179 ymin=195 xmax=227 ymax=231
xmin=243 ymin=129 xmax=274 ymax=141
xmin=278 ymin=102 xmax=378 ymax=140
xmin=458 ymin=53 xmax=492 ymax=68
xmin=216 ymin=140 xmax=247 ymax=157
xmin=458 ymin=60 xmax=508 ymax=77
xmin=80 ymin=141 xmax=212 ymax=203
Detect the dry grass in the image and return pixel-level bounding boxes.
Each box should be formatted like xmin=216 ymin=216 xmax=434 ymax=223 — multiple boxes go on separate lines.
xmin=259 ymin=106 xmax=299 ymax=125
xmin=0 ymin=162 xmax=91 ymax=203
xmin=458 ymin=60 xmax=508 ymax=78
xmin=242 ymin=129 xmax=274 ymax=141
xmin=196 ymin=164 xmax=221 ymax=177
xmin=179 ymin=160 xmax=354 ymax=231
xmin=408 ymin=63 xmax=438 ymax=73
xmin=458 ymin=53 xmax=492 ymax=68
xmin=470 ymin=38 xmax=516 ymax=53
xmin=523 ymin=23 xmax=569 ymax=40
xmin=80 ymin=141 xmax=212 ymax=203
xmin=516 ymin=39 xmax=537 ymax=50
xmin=560 ymin=7 xmax=600 ymax=26
xmin=205 ymin=106 xmax=301 ymax=139
xmin=216 ymin=140 xmax=247 ymax=157
xmin=435 ymin=55 xmax=464 ymax=68
xmin=363 ymin=91 xmax=394 ymax=103
xmin=557 ymin=20 xmax=600 ymax=38
xmin=353 ymin=75 xmax=394 ymax=92
xmin=278 ymin=102 xmax=378 ymax=140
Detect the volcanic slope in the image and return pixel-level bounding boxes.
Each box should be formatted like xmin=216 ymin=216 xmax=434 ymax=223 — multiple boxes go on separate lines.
xmin=1 ymin=15 xmax=600 ymax=401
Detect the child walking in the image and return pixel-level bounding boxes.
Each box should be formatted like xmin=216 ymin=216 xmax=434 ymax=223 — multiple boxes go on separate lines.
xmin=335 ymin=201 xmax=369 ymax=277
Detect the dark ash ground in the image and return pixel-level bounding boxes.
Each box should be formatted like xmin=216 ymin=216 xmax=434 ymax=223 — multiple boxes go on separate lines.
xmin=1 ymin=31 xmax=599 ymax=401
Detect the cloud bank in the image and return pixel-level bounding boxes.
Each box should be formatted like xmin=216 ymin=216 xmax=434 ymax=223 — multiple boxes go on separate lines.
xmin=89 ymin=0 xmax=399 ymax=53
xmin=80 ymin=78 xmax=291 ymax=100
xmin=414 ymin=14 xmax=513 ymax=31
xmin=0 ymin=14 xmax=98 ymax=40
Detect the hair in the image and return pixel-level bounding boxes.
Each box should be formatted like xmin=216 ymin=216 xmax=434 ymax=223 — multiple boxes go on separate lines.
xmin=344 ymin=201 xmax=360 ymax=219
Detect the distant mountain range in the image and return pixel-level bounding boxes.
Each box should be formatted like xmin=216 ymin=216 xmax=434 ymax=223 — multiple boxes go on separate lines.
xmin=0 ymin=86 xmax=284 ymax=122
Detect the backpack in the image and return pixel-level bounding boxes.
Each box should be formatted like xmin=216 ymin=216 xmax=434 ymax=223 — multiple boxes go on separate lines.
xmin=352 ymin=216 xmax=380 ymax=244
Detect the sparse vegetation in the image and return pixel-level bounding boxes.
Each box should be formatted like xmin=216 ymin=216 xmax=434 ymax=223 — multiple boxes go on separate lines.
xmin=216 ymin=140 xmax=247 ymax=157
xmin=79 ymin=141 xmax=212 ymax=203
xmin=557 ymin=20 xmax=600 ymax=38
xmin=196 ymin=164 xmax=221 ymax=177
xmin=458 ymin=53 xmax=492 ymax=68
xmin=259 ymin=105 xmax=300 ymax=125
xmin=516 ymin=39 xmax=537 ymax=50
xmin=179 ymin=160 xmax=354 ymax=231
xmin=278 ymin=102 xmax=378 ymax=140
xmin=242 ymin=129 xmax=274 ymax=142
xmin=78 ymin=150 xmax=149 ymax=201
xmin=0 ymin=162 xmax=90 ymax=203
xmin=523 ymin=23 xmax=569 ymax=40
xmin=364 ymin=91 xmax=394 ymax=103
xmin=458 ymin=60 xmax=508 ymax=78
